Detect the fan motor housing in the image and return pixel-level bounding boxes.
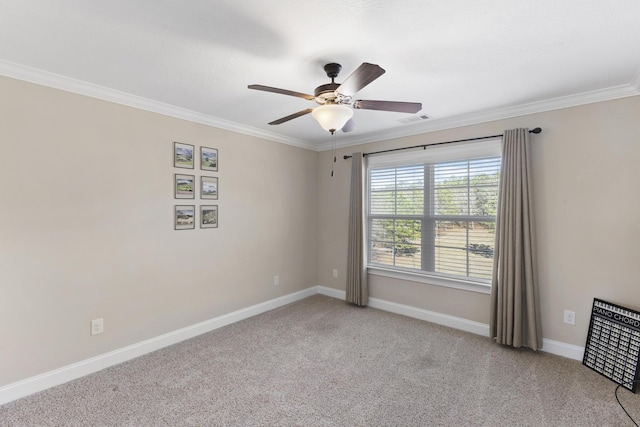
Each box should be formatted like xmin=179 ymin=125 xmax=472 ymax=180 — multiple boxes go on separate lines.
xmin=314 ymin=82 xmax=340 ymax=103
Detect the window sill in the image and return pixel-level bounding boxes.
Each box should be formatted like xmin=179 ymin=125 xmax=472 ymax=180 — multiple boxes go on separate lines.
xmin=367 ymin=266 xmax=491 ymax=295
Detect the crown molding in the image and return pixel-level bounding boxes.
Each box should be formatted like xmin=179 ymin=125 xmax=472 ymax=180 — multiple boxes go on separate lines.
xmin=0 ymin=59 xmax=316 ymax=151
xmin=2 ymin=58 xmax=638 ymax=154
xmin=318 ymin=82 xmax=640 ymax=152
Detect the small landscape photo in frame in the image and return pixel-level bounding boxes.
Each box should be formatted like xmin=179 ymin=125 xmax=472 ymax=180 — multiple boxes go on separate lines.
xmin=174 ymin=142 xmax=194 ymax=169
xmin=175 ymin=205 xmax=195 ymax=230
xmin=200 ymin=205 xmax=218 ymax=229
xmin=175 ymin=174 xmax=195 ymax=199
xmin=201 ymin=176 xmax=218 ymax=200
xmin=201 ymin=146 xmax=218 ymax=171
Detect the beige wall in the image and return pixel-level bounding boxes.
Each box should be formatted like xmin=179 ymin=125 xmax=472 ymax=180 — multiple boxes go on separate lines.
xmin=2 ymin=72 xmax=638 ymax=389
xmin=0 ymin=76 xmax=318 ymax=386
xmin=318 ymin=95 xmax=640 ymax=347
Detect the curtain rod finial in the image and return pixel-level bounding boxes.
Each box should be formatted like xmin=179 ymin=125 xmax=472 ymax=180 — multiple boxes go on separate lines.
xmin=531 ymin=127 xmax=542 ymax=134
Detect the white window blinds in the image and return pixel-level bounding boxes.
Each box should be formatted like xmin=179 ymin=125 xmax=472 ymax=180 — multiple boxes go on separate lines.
xmin=367 ymin=139 xmax=501 ymax=283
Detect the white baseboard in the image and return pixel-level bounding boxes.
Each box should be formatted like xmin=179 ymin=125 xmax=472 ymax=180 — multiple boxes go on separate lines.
xmin=0 ymin=286 xmax=317 ymax=406
xmin=318 ymin=285 xmax=489 ymax=336
xmin=541 ymin=338 xmax=585 ymax=361
xmin=317 ymin=286 xmax=585 ymax=361
xmin=317 ymin=285 xmax=346 ymax=300
xmin=1 ymin=285 xmax=586 ymax=405
xmin=369 ymin=297 xmax=492 ymax=337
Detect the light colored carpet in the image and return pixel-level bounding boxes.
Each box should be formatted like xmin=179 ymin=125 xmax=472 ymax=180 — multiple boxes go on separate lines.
xmin=1 ymin=294 xmax=638 ymax=426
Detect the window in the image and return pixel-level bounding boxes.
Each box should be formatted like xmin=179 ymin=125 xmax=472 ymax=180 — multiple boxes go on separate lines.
xmin=367 ymin=141 xmax=501 ymax=286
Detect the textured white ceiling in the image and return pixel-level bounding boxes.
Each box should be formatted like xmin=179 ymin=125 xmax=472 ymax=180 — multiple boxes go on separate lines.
xmin=1 ymin=0 xmax=639 ymax=149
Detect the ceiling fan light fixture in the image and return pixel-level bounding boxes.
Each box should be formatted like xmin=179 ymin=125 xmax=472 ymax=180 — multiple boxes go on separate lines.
xmin=249 ymin=62 xmax=420 ymax=133
xmin=312 ymin=104 xmax=354 ymax=134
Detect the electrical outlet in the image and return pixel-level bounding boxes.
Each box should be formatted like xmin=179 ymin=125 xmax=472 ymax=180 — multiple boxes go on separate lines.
xmin=90 ymin=318 xmax=104 ymax=335
xmin=563 ymin=310 xmax=576 ymax=325
xmin=274 ymin=275 xmax=280 ymax=286
xmin=333 ymin=269 xmax=338 ymax=278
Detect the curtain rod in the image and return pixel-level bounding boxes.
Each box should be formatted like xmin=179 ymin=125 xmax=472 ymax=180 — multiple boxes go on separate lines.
xmin=342 ymin=127 xmax=542 ymax=160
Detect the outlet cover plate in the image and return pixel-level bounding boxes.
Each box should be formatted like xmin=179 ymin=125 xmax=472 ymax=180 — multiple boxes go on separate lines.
xmin=91 ymin=318 xmax=104 ymax=335
xmin=563 ymin=310 xmax=576 ymax=325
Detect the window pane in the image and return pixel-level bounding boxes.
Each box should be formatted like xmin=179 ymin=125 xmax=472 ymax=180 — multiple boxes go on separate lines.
xmin=434 ymin=220 xmax=495 ymax=280
xmin=371 ymin=219 xmax=394 ymax=242
xmin=434 ymin=245 xmax=467 ymax=277
xmin=370 ymin=244 xmax=394 ymax=266
xmin=434 ymin=161 xmax=469 ymax=186
xmin=434 ymin=186 xmax=468 ymax=215
xmin=370 ymin=166 xmax=424 ymax=216
xmin=367 ymin=155 xmax=500 ymax=283
xmin=396 ymin=165 xmax=424 ymax=189
xmin=470 ymin=187 xmax=498 ymax=216
xmin=370 ymin=169 xmax=396 ymax=191
xmin=395 ymin=245 xmax=421 ymax=269
xmin=467 ymin=222 xmax=495 ymax=279
xmin=396 ymin=189 xmax=423 ymax=215
xmin=469 ymin=158 xmax=500 ymax=216
xmin=468 ymin=253 xmax=493 ymax=279
xmin=369 ymin=219 xmax=421 ymax=270
xmin=370 ymin=191 xmax=395 ymax=215
xmin=370 ymin=218 xmax=394 ymax=267
xmin=434 ymin=220 xmax=468 ymax=276
xmin=470 ymin=158 xmax=501 ymax=181
xmin=434 ymin=162 xmax=468 ymax=216
xmin=434 ymin=158 xmax=500 ymax=218
xmin=394 ymin=219 xmax=421 ymax=269
xmin=395 ymin=219 xmax=421 ymax=246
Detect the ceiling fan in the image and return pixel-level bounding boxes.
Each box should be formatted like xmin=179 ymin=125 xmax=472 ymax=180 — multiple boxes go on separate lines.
xmin=248 ymin=62 xmax=422 ymax=134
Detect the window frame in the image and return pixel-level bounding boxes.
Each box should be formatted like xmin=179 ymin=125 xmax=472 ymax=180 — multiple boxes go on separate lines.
xmin=365 ymin=139 xmax=501 ymax=294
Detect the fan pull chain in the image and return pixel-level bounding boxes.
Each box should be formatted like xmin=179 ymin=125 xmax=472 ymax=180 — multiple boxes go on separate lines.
xmin=331 ymin=131 xmax=336 ymax=177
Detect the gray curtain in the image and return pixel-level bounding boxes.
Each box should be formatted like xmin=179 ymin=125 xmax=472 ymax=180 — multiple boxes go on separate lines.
xmin=490 ymin=128 xmax=543 ymax=350
xmin=346 ymin=152 xmax=368 ymax=306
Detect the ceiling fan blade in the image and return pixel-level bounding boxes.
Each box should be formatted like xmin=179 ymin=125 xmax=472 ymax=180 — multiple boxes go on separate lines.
xmin=268 ymin=108 xmax=314 ymax=125
xmin=353 ymin=100 xmax=422 ymax=114
xmin=248 ymin=84 xmax=315 ymax=100
xmin=336 ymin=63 xmax=386 ymax=97
xmin=341 ymin=118 xmax=356 ymax=133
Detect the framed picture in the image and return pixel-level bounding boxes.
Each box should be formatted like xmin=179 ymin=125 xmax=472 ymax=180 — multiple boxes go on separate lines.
xmin=200 ymin=205 xmax=218 ymax=228
xmin=201 ymin=146 xmax=218 ymax=171
xmin=174 ymin=205 xmax=195 ymax=230
xmin=175 ymin=174 xmax=195 ymax=199
xmin=174 ymin=142 xmax=194 ymax=169
xmin=201 ymin=176 xmax=218 ymax=199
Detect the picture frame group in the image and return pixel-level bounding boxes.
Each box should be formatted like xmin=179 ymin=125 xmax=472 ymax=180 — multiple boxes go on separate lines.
xmin=174 ymin=142 xmax=218 ymax=172
xmin=173 ymin=174 xmax=218 ymax=200
xmin=174 ymin=205 xmax=218 ymax=230
xmin=173 ymin=142 xmax=220 ymax=230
